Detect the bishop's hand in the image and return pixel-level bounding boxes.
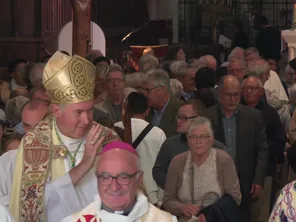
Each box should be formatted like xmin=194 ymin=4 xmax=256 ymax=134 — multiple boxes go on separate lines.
xmin=81 ymin=123 xmax=104 ymax=168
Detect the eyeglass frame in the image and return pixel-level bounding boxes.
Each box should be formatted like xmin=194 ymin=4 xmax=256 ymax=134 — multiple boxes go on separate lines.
xmin=176 ymin=115 xmax=197 ymax=121
xmin=187 ymin=134 xmax=212 ymax=142
xmin=96 ymin=171 xmax=142 ymax=186
xmin=143 ymin=85 xmax=162 ymax=94
xmin=105 ymin=78 xmax=125 ymax=84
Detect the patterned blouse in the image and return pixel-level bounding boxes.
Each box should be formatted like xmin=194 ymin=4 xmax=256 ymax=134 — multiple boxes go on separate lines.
xmin=269 ymin=180 xmax=296 ymax=221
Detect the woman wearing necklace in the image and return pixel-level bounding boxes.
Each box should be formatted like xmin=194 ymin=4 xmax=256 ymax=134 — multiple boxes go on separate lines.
xmin=163 ymin=117 xmax=242 ymax=222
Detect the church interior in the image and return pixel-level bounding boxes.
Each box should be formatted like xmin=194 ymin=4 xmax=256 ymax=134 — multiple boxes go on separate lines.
xmin=1 ymin=0 xmax=296 ymax=221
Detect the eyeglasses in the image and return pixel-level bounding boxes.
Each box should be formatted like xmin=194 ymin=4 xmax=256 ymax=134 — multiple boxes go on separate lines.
xmin=96 ymin=172 xmax=141 ymax=186
xmin=106 ymin=78 xmax=125 ymax=84
xmin=242 ymin=86 xmax=260 ymax=91
xmin=188 ymin=134 xmax=211 ymax=141
xmin=176 ymin=115 xmax=197 ymax=121
xmin=143 ymin=86 xmax=161 ymax=94
xmin=229 ymin=68 xmax=245 ymax=74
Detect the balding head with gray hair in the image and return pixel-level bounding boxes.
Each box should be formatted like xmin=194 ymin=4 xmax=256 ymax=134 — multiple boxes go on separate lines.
xmin=244 ymin=47 xmax=260 ymax=66
xmin=247 ymin=58 xmax=270 ymax=84
xmin=145 ymin=68 xmax=170 ymax=90
xmin=228 ymin=47 xmax=245 ymax=61
xmin=138 ymin=54 xmax=159 ymax=73
xmin=198 ymin=55 xmax=217 ymax=70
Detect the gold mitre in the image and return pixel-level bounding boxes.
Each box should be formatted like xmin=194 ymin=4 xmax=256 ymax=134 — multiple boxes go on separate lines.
xmin=43 ymin=51 xmax=96 ymax=104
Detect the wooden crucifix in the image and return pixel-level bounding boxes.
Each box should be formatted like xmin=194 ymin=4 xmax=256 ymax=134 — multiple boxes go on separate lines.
xmin=70 ymin=0 xmax=92 ymax=56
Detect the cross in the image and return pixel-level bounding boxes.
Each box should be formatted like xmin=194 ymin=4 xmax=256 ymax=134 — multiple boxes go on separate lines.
xmin=70 ymin=0 xmax=92 ymax=57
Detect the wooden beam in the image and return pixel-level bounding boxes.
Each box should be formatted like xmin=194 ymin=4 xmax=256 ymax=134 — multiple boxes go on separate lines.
xmin=70 ymin=0 xmax=92 ymax=57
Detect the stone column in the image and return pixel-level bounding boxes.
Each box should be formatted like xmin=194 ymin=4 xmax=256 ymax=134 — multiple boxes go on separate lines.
xmin=70 ymin=0 xmax=92 ymax=57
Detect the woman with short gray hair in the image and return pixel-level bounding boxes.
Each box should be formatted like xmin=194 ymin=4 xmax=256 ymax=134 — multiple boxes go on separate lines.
xmin=163 ymin=116 xmax=241 ymax=221
xmin=138 ymin=54 xmax=159 ymax=73
xmin=125 ymin=72 xmax=145 ymax=89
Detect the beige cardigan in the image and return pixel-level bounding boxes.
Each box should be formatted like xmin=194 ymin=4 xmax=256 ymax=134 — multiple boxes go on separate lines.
xmin=163 ymin=148 xmax=242 ymax=216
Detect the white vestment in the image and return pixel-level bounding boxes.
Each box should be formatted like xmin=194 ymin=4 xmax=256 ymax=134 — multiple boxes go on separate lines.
xmin=62 ymin=193 xmax=178 ymax=222
xmin=264 ymin=70 xmax=289 ymax=103
xmin=0 ymin=130 xmax=98 ymax=221
xmin=0 ymin=205 xmax=13 ymax=222
xmin=114 ymin=118 xmax=166 ymax=205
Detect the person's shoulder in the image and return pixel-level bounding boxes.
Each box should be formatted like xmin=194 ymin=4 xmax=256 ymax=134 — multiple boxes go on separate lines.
xmin=238 ymin=104 xmax=261 ymax=117
xmin=0 ymin=149 xmax=17 ymax=165
xmin=151 ymin=125 xmax=166 ymax=136
xmin=215 ymin=148 xmax=233 ymax=163
xmin=170 ymin=151 xmax=188 ymax=165
xmin=170 ymin=97 xmax=183 ymax=107
xmin=163 ymin=135 xmax=181 ymax=144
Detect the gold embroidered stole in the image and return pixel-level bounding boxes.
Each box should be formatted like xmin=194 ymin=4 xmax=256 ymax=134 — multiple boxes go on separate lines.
xmin=9 ymin=116 xmax=120 ymax=222
xmin=9 ymin=116 xmax=67 ymax=222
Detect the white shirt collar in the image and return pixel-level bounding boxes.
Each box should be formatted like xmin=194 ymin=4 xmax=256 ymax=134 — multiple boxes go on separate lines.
xmin=55 ymin=122 xmax=85 ymax=152
xmin=94 ymin=193 xmax=149 ymax=221
xmin=11 ymin=79 xmax=26 ymax=90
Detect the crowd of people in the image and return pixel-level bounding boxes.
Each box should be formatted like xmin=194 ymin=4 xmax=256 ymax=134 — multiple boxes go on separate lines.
xmin=0 ymin=16 xmax=295 ymax=222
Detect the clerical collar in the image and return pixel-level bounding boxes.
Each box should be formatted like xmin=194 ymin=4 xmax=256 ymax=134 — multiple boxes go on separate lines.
xmin=55 ymin=120 xmax=84 ymax=146
xmin=101 ymin=200 xmax=137 ymax=216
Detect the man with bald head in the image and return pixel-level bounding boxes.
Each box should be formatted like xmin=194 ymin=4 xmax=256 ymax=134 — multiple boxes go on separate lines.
xmin=62 ymin=141 xmax=177 ymax=222
xmin=198 ymin=55 xmax=217 ymax=71
xmin=21 ymin=99 xmax=50 ymax=134
xmin=203 ymin=75 xmax=268 ymax=221
xmin=241 ymin=76 xmax=285 ymax=221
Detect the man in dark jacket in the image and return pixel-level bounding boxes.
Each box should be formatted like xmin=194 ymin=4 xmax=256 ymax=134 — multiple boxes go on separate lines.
xmin=241 ymin=76 xmax=285 ymax=221
xmin=203 ymin=75 xmax=269 ymax=222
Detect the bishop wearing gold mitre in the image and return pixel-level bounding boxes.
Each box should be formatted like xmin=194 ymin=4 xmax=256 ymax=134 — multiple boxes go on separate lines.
xmin=0 ymin=52 xmax=120 ymax=222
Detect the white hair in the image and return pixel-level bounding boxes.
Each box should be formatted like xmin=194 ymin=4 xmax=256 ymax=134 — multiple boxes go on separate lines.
xmin=242 ymin=76 xmax=263 ymax=87
xmin=104 ymin=64 xmax=124 ymax=80
xmin=169 ymin=61 xmax=187 ymax=74
xmin=247 ymin=59 xmax=270 ymax=78
xmin=198 ymin=55 xmax=217 ymax=70
xmin=138 ymin=54 xmax=159 ymax=73
xmin=170 ymin=78 xmax=183 ymax=98
xmin=227 ymin=58 xmax=246 ymax=74
xmin=244 ymin=47 xmax=259 ymax=57
xmin=145 ymin=68 xmax=170 ymax=90
xmin=125 ymin=72 xmax=145 ymax=88
xmin=228 ymin=47 xmax=245 ymax=61
xmin=188 ymin=116 xmax=214 ymax=136
xmin=29 ymin=63 xmax=46 ymax=87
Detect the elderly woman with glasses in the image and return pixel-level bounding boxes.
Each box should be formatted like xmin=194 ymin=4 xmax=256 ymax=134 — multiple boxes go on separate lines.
xmin=163 ymin=117 xmax=242 ymax=222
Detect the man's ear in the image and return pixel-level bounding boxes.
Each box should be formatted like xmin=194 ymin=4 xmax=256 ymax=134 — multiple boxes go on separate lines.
xmin=51 ymin=104 xmax=62 ymax=118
